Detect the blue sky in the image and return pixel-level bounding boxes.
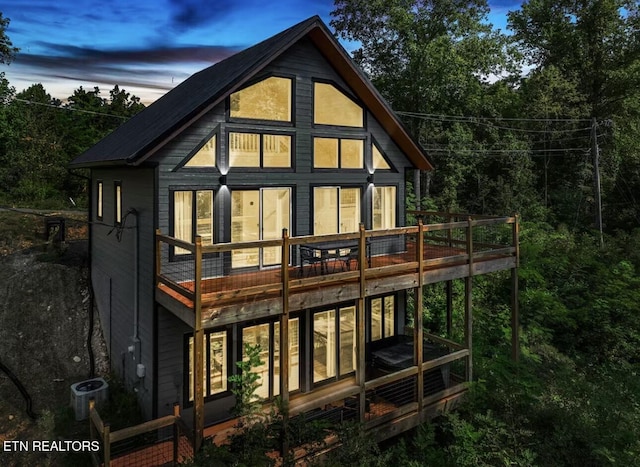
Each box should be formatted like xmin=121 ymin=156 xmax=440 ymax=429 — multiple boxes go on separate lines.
xmin=2 ymin=0 xmax=519 ymax=103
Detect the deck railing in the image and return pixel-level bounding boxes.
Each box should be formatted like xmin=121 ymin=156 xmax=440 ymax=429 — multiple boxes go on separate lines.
xmin=363 ymin=333 xmax=469 ymax=428
xmin=88 ymin=400 xmax=193 ymax=466
xmin=156 ymin=211 xmax=518 ymax=311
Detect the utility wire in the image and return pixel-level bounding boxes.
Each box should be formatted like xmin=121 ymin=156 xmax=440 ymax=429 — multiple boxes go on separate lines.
xmin=424 ymin=147 xmax=589 ymax=154
xmin=400 ymin=114 xmax=592 ymax=134
xmin=12 ymin=98 xmax=128 ymax=120
xmin=397 ymin=110 xmax=593 ymax=123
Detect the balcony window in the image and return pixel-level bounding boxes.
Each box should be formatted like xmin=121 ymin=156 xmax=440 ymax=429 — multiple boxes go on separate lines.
xmin=314 ymin=82 xmax=363 ymax=127
xmin=173 ymin=190 xmax=214 ymax=254
xmin=372 ymin=186 xmax=396 ymax=230
xmin=230 ymin=76 xmax=292 ymax=122
xmin=231 ymin=188 xmax=290 ymax=268
xmin=313 ymin=187 xmax=360 ymax=235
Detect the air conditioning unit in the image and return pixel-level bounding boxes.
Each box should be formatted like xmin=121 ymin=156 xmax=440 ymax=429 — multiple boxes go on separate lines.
xmin=70 ymin=377 xmax=109 ymax=421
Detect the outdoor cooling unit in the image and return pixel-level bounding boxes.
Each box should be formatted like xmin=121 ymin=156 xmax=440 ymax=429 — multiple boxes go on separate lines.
xmin=70 ymin=377 xmax=109 ymax=421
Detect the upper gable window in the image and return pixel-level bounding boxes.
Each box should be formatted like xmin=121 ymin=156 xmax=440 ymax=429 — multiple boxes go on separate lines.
xmin=185 ymin=135 xmax=216 ymax=167
xmin=230 ymin=77 xmax=292 ymax=122
xmin=314 ymin=82 xmax=363 ymax=127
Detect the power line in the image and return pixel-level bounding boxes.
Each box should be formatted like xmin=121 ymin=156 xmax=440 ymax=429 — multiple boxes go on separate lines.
xmin=396 ymin=110 xmax=593 ymax=123
xmin=398 ymin=112 xmax=592 ymax=134
xmin=424 ymin=147 xmax=589 ymax=155
xmin=11 ymin=98 xmax=128 ymax=120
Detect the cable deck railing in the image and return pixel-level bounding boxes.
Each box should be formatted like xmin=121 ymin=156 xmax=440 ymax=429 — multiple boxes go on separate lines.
xmin=156 ymin=211 xmax=519 ymax=316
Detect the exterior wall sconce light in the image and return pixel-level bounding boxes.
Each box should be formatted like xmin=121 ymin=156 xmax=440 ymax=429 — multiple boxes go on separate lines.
xmin=219 ymin=175 xmax=227 ymax=185
xmin=367 ymin=174 xmax=374 ymax=184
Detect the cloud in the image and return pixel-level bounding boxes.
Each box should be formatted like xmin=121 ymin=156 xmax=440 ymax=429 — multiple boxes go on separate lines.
xmin=166 ymin=0 xmax=242 ymax=32
xmin=8 ymin=42 xmax=241 ymax=101
xmin=26 ymin=43 xmax=241 ymax=66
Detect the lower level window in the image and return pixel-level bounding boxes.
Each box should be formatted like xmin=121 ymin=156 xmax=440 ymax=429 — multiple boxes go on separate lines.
xmin=313 ymin=305 xmax=356 ymax=383
xmin=370 ymin=295 xmax=395 ymax=341
xmin=242 ymin=318 xmax=300 ymax=399
xmin=188 ymin=330 xmax=227 ymax=402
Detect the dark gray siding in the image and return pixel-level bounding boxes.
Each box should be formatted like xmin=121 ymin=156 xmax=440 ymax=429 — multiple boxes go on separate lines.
xmin=91 ymin=167 xmax=156 ymax=419
xmin=156 ymin=307 xmax=238 ymax=424
xmin=151 ymin=37 xmax=413 ymax=241
xmin=148 ymin=37 xmax=418 ymax=423
xmin=156 ymin=307 xmax=189 ymax=417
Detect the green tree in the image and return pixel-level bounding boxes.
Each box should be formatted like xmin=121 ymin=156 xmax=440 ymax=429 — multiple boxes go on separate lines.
xmin=0 ymin=12 xmax=18 ymax=64
xmin=331 ymin=0 xmax=538 ymax=215
xmin=0 ymin=81 xmax=144 ymax=207
xmin=0 ymin=84 xmax=65 ymax=202
xmin=509 ymin=0 xmax=640 ymax=229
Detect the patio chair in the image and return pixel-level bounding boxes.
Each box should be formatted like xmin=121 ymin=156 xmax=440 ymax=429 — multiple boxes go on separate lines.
xmin=299 ymin=245 xmax=322 ymax=277
xmin=335 ymin=246 xmax=359 ymax=272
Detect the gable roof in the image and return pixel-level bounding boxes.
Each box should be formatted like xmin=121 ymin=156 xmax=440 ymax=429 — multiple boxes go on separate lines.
xmin=70 ymin=16 xmax=433 ymax=171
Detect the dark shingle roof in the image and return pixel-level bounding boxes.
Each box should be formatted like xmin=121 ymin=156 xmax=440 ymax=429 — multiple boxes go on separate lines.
xmin=70 ymin=16 xmax=432 ymax=170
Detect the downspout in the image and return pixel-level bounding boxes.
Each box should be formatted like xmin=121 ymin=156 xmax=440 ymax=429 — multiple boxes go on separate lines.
xmin=414 ymin=169 xmax=421 ymax=211
xmin=68 ymin=168 xmax=96 ymax=378
xmin=129 ymin=208 xmax=140 ymax=344
xmin=125 ymin=207 xmax=143 ymax=388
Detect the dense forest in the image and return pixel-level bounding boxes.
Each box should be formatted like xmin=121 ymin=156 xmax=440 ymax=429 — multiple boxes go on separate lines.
xmin=2 ymin=1 xmax=640 ymax=465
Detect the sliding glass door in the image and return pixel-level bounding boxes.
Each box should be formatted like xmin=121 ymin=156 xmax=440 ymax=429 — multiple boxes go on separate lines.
xmin=313 ymin=305 xmax=356 ymax=384
xmin=313 ymin=187 xmax=360 ymax=235
xmin=231 ymin=188 xmax=290 ymax=268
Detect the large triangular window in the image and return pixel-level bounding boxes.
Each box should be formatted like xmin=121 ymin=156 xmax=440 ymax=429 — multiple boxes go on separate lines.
xmin=184 ymin=134 xmax=216 ymax=167
xmin=372 ymin=143 xmax=392 ymax=170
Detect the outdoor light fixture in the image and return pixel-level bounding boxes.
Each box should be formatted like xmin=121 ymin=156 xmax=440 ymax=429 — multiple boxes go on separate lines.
xmin=219 ymin=175 xmax=227 ymax=185
xmin=367 ymin=173 xmax=374 ymax=184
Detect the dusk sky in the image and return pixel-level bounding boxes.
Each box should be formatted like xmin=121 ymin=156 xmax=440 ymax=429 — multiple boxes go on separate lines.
xmin=2 ymin=1 xmax=516 ymax=104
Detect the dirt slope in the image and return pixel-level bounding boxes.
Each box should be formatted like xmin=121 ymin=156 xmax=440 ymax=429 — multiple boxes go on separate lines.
xmin=0 ymin=241 xmax=109 ymax=466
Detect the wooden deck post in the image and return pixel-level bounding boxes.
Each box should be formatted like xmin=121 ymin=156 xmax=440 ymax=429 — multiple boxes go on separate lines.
xmin=193 ymin=236 xmax=204 ymax=453
xmin=511 ymin=215 xmax=520 ymax=362
xmin=280 ymin=229 xmax=291 ymax=457
xmin=357 ymin=223 xmax=367 ymax=422
xmin=103 ymin=423 xmax=111 ymax=467
xmin=416 ymin=219 xmax=425 ymax=412
xmin=446 ymin=281 xmax=453 ymax=338
xmin=155 ymin=229 xmax=162 ymax=282
xmin=280 ymin=229 xmax=290 ymax=403
xmin=173 ymin=403 xmax=180 ymax=465
xmin=445 ymin=213 xmax=453 ymax=338
xmin=89 ymin=398 xmax=96 ymax=443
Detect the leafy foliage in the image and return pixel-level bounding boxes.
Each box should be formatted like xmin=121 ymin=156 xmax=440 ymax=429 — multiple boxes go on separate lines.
xmin=0 ymin=13 xmax=18 ymax=64
xmin=0 ymin=77 xmax=144 ymax=207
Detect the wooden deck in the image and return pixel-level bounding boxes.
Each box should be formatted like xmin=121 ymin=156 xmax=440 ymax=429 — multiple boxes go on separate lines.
xmin=157 ymin=240 xmax=515 ymax=329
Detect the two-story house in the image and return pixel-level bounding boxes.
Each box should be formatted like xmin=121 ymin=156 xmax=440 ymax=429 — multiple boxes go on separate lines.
xmin=70 ymin=15 xmax=519 ymax=450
